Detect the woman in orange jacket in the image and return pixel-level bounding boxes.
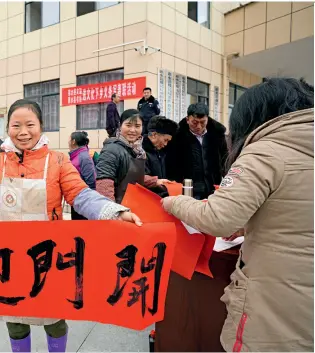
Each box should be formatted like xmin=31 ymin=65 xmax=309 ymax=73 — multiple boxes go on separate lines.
xmin=0 ymin=99 xmax=142 ymax=353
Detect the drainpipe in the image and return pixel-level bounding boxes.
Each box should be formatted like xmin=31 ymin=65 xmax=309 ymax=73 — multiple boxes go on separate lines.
xmin=222 ymin=52 xmax=240 ymax=127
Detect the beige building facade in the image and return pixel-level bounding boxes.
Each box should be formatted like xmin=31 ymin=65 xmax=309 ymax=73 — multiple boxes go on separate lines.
xmin=0 ymin=1 xmax=313 ymax=153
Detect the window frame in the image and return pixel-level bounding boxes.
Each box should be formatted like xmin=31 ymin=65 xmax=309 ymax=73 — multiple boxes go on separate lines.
xmin=229 ymin=83 xmax=247 ymax=106
xmin=187 ymin=77 xmax=210 ymax=108
xmin=25 ymin=1 xmax=60 ymax=34
xmin=76 ymin=69 xmax=124 ymax=131
xmin=24 ymin=80 xmax=60 ymax=132
xmin=76 ymin=1 xmax=120 ymax=17
xmin=188 ymin=1 xmax=211 ymax=29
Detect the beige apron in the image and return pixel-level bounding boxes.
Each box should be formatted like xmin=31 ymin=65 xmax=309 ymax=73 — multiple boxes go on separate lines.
xmin=0 ymin=153 xmax=59 ymax=325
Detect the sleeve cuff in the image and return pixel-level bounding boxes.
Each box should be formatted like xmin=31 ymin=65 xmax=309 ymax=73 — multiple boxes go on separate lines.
xmin=98 ymin=202 xmax=130 ymax=220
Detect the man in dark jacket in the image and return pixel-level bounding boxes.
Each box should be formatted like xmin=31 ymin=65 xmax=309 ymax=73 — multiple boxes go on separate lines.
xmin=0 ymin=138 xmax=3 ymax=152
xmin=137 ymin=87 xmax=160 ymax=134
xmin=106 ymin=93 xmax=120 ymax=137
xmin=166 ymin=103 xmax=228 ymax=200
xmin=143 ymin=116 xmax=177 ymax=197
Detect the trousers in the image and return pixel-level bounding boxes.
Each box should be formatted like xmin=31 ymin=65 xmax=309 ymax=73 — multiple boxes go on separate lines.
xmin=7 ymin=320 xmax=68 ymax=340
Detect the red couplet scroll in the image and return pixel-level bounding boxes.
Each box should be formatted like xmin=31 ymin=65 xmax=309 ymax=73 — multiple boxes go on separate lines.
xmin=0 ymin=220 xmax=176 ymax=330
xmin=122 ymin=184 xmax=205 ymax=280
xmin=164 ymin=184 xmax=216 ymax=278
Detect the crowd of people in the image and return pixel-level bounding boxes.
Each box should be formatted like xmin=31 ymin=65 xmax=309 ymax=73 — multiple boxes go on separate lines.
xmin=0 ymin=77 xmax=313 ymax=352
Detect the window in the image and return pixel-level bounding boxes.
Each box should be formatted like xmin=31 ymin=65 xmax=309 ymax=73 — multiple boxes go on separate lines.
xmin=186 ymin=78 xmax=210 ymax=108
xmin=25 ymin=2 xmax=60 ymax=33
xmin=188 ymin=2 xmax=210 ymax=28
xmin=76 ymin=69 xmax=124 ymax=130
xmin=24 ymin=80 xmax=60 ymax=132
xmin=77 ymin=1 xmax=119 ymax=16
xmin=228 ymin=83 xmax=246 ymax=118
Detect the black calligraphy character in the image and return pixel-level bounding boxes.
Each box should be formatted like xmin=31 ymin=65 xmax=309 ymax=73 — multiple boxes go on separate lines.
xmin=127 ymin=243 xmax=166 ymax=317
xmin=56 ymin=237 xmax=85 ymax=310
xmin=141 ymin=242 xmax=166 ymax=316
xmin=107 ymin=245 xmax=138 ymax=306
xmin=0 ymin=248 xmax=25 ymax=306
xmin=127 ymin=277 xmax=149 ymax=317
xmin=0 ymin=248 xmax=13 ymax=283
xmin=27 ymin=240 xmax=56 ymax=298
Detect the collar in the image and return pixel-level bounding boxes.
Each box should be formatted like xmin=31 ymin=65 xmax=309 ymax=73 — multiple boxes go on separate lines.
xmin=69 ymin=146 xmax=88 ymax=160
xmin=189 ymin=129 xmax=207 ymax=138
xmin=1 ymin=134 xmax=50 ymax=154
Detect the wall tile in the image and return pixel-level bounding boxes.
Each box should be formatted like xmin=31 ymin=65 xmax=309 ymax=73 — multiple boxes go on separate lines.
xmin=124 ymin=2 xmax=146 ymax=26
xmin=0 ymin=59 xmax=7 ymax=78
xmin=60 ymin=62 xmax=76 ymax=85
xmin=8 ymin=35 xmax=23 ymax=57
xmin=76 ymin=11 xmax=98 ymax=39
xmin=76 ymin=34 xmax=98 ymax=61
xmin=162 ymin=28 xmax=175 ymax=56
xmin=99 ymin=52 xmax=124 ymax=71
xmin=292 ymin=7 xmax=314 ymax=41
xmin=99 ymin=3 xmax=123 ymax=32
xmin=175 ymin=11 xmax=188 ymax=38
xmin=60 ymin=18 xmax=75 ymax=43
xmin=24 ymin=30 xmax=41 ymax=53
xmin=23 ymin=69 xmax=41 ymax=85
xmin=41 ymin=45 xmax=60 ymax=68
xmin=266 ymin=15 xmax=291 ymax=49
xmin=225 ymin=8 xmax=244 ymax=36
xmin=8 ymin=54 xmax=22 ymax=75
xmin=76 ymin=57 xmax=98 ymax=75
xmin=161 ymin=4 xmax=175 ymax=32
xmin=245 ymin=2 xmax=267 ymax=29
xmin=267 ymin=2 xmax=291 ymax=22
xmin=41 ymin=24 xmax=60 ymax=48
xmin=8 ymin=13 xmax=23 ymax=39
xmin=60 ymin=1 xmax=76 ymax=22
xmin=60 ymin=40 xmax=75 ymax=64
xmin=7 ymin=74 xmax=23 ymax=94
xmin=175 ymin=35 xmax=187 ymax=61
xmin=147 ymin=2 xmax=162 ymax=26
xmin=244 ymin=24 xmax=266 ymax=55
xmin=41 ymin=65 xmax=60 ymax=81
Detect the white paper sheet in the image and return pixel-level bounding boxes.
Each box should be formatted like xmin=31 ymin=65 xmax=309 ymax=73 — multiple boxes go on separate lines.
xmin=213 ymin=237 xmax=244 ymax=252
xmin=181 ymin=222 xmax=244 ymax=252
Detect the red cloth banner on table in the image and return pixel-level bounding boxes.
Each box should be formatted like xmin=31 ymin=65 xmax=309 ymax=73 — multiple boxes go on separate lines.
xmin=61 ymin=77 xmax=146 ymax=106
xmin=0 ymin=220 xmax=176 ymax=330
xmin=122 ymin=184 xmax=205 ymax=280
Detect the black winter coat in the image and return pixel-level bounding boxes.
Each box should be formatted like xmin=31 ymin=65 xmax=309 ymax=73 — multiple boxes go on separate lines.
xmin=142 ymin=135 xmax=169 ymax=198
xmin=106 ymin=102 xmax=120 ymax=137
xmin=137 ymin=95 xmax=160 ymax=134
xmin=96 ymin=138 xmax=136 ymax=184
xmin=165 ymin=118 xmax=228 ymax=199
xmin=0 ymin=139 xmax=3 ymax=152
xmin=142 ymin=135 xmax=167 ymax=179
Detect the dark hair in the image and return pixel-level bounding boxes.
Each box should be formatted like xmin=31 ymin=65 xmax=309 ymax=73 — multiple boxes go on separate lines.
xmin=187 ymin=103 xmax=209 ymax=118
xmin=148 ymin=116 xmax=178 ymax=137
xmin=227 ymin=77 xmax=314 ymax=169
xmin=143 ymin=87 xmax=152 ymax=92
xmin=120 ymin=109 xmax=143 ymax=125
xmin=7 ymin=99 xmax=43 ymax=130
xmin=70 ymin=131 xmax=89 ymax=147
xmin=111 ymin=93 xmax=117 ymax=101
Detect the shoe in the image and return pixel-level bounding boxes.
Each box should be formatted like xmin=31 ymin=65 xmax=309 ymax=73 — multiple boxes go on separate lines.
xmin=46 ymin=332 xmax=68 ymax=352
xmin=10 ymin=334 xmax=31 ymax=352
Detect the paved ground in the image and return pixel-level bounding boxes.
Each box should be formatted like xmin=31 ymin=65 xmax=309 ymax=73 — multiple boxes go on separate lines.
xmin=0 ymin=321 xmax=153 ymax=352
xmin=0 ymin=211 xmax=152 ymax=352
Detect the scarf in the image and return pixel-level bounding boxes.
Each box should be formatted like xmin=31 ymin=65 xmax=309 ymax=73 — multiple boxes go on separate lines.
xmin=117 ymin=134 xmax=146 ymax=160
xmin=0 ymin=134 xmax=50 ymax=154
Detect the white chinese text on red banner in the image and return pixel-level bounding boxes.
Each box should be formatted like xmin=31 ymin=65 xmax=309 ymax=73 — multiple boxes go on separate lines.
xmin=62 ymin=77 xmax=146 ymax=106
